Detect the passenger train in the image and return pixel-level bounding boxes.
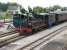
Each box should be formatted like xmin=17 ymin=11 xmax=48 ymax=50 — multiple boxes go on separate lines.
xmin=13 ymin=11 xmax=67 ymax=34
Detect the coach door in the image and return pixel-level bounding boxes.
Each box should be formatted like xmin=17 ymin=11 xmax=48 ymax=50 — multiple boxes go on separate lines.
xmin=55 ymin=14 xmax=59 ymax=24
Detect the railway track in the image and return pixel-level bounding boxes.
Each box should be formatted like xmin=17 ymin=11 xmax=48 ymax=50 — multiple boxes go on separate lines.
xmin=20 ymin=25 xmax=67 ymax=50
xmin=0 ymin=34 xmax=24 ymax=47
xmin=0 ymin=30 xmax=17 ymax=38
xmin=0 ymin=30 xmax=25 ymax=47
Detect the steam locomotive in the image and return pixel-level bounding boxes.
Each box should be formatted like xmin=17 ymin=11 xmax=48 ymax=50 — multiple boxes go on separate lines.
xmin=13 ymin=11 xmax=67 ymax=34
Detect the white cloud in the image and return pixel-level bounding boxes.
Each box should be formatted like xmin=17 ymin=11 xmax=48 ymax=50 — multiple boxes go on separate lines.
xmin=17 ymin=0 xmax=67 ymax=10
xmin=0 ymin=0 xmax=17 ymax=3
xmin=0 ymin=0 xmax=67 ymax=10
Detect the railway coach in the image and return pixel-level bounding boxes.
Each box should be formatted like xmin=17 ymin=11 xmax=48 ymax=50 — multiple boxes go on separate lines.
xmin=34 ymin=13 xmax=56 ymax=28
xmin=50 ymin=11 xmax=67 ymax=24
xmin=55 ymin=11 xmax=67 ymax=23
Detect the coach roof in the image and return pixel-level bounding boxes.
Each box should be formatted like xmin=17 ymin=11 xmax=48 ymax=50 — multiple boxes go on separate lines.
xmin=50 ymin=11 xmax=67 ymax=14
xmin=37 ymin=13 xmax=49 ymax=15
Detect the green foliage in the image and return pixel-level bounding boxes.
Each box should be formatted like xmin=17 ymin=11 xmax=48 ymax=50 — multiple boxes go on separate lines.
xmin=0 ymin=16 xmax=4 ymax=19
xmin=0 ymin=2 xmax=67 ymax=15
xmin=5 ymin=13 xmax=13 ymax=19
xmin=48 ymin=5 xmax=62 ymax=12
xmin=53 ymin=5 xmax=61 ymax=10
xmin=33 ymin=6 xmax=47 ymax=13
xmin=7 ymin=2 xmax=18 ymax=6
xmin=0 ymin=3 xmax=8 ymax=11
xmin=0 ymin=15 xmax=12 ymax=19
xmin=61 ymin=7 xmax=67 ymax=11
xmin=28 ymin=6 xmax=33 ymax=13
xmin=32 ymin=5 xmax=63 ymax=13
xmin=0 ymin=2 xmax=18 ymax=12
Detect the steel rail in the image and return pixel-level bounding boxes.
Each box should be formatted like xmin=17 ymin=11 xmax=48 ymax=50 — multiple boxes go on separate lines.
xmin=20 ymin=25 xmax=67 ymax=50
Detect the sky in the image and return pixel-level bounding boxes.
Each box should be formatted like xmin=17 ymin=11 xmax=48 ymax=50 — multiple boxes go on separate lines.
xmin=0 ymin=0 xmax=67 ymax=10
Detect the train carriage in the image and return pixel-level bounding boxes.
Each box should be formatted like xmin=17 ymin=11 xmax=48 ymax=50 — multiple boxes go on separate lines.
xmin=56 ymin=12 xmax=67 ymax=22
xmin=35 ymin=13 xmax=56 ymax=28
xmin=48 ymin=13 xmax=56 ymax=27
xmin=51 ymin=11 xmax=67 ymax=23
xmin=34 ymin=13 xmax=49 ymax=28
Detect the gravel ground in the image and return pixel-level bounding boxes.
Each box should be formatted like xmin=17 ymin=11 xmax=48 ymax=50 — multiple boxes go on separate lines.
xmin=40 ymin=41 xmax=64 ymax=50
xmin=40 ymin=31 xmax=67 ymax=50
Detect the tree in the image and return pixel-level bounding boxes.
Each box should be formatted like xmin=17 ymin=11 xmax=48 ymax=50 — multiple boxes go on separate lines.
xmin=61 ymin=7 xmax=67 ymax=11
xmin=33 ymin=6 xmax=47 ymax=13
xmin=28 ymin=6 xmax=33 ymax=13
xmin=48 ymin=5 xmax=62 ymax=12
xmin=43 ymin=8 xmax=48 ymax=12
xmin=48 ymin=7 xmax=54 ymax=11
xmin=0 ymin=2 xmax=19 ymax=12
xmin=0 ymin=3 xmax=8 ymax=11
xmin=7 ymin=2 xmax=18 ymax=6
xmin=52 ymin=5 xmax=61 ymax=11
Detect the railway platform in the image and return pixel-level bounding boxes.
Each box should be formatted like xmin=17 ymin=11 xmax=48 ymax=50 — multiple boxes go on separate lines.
xmin=0 ymin=22 xmax=67 ymax=50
